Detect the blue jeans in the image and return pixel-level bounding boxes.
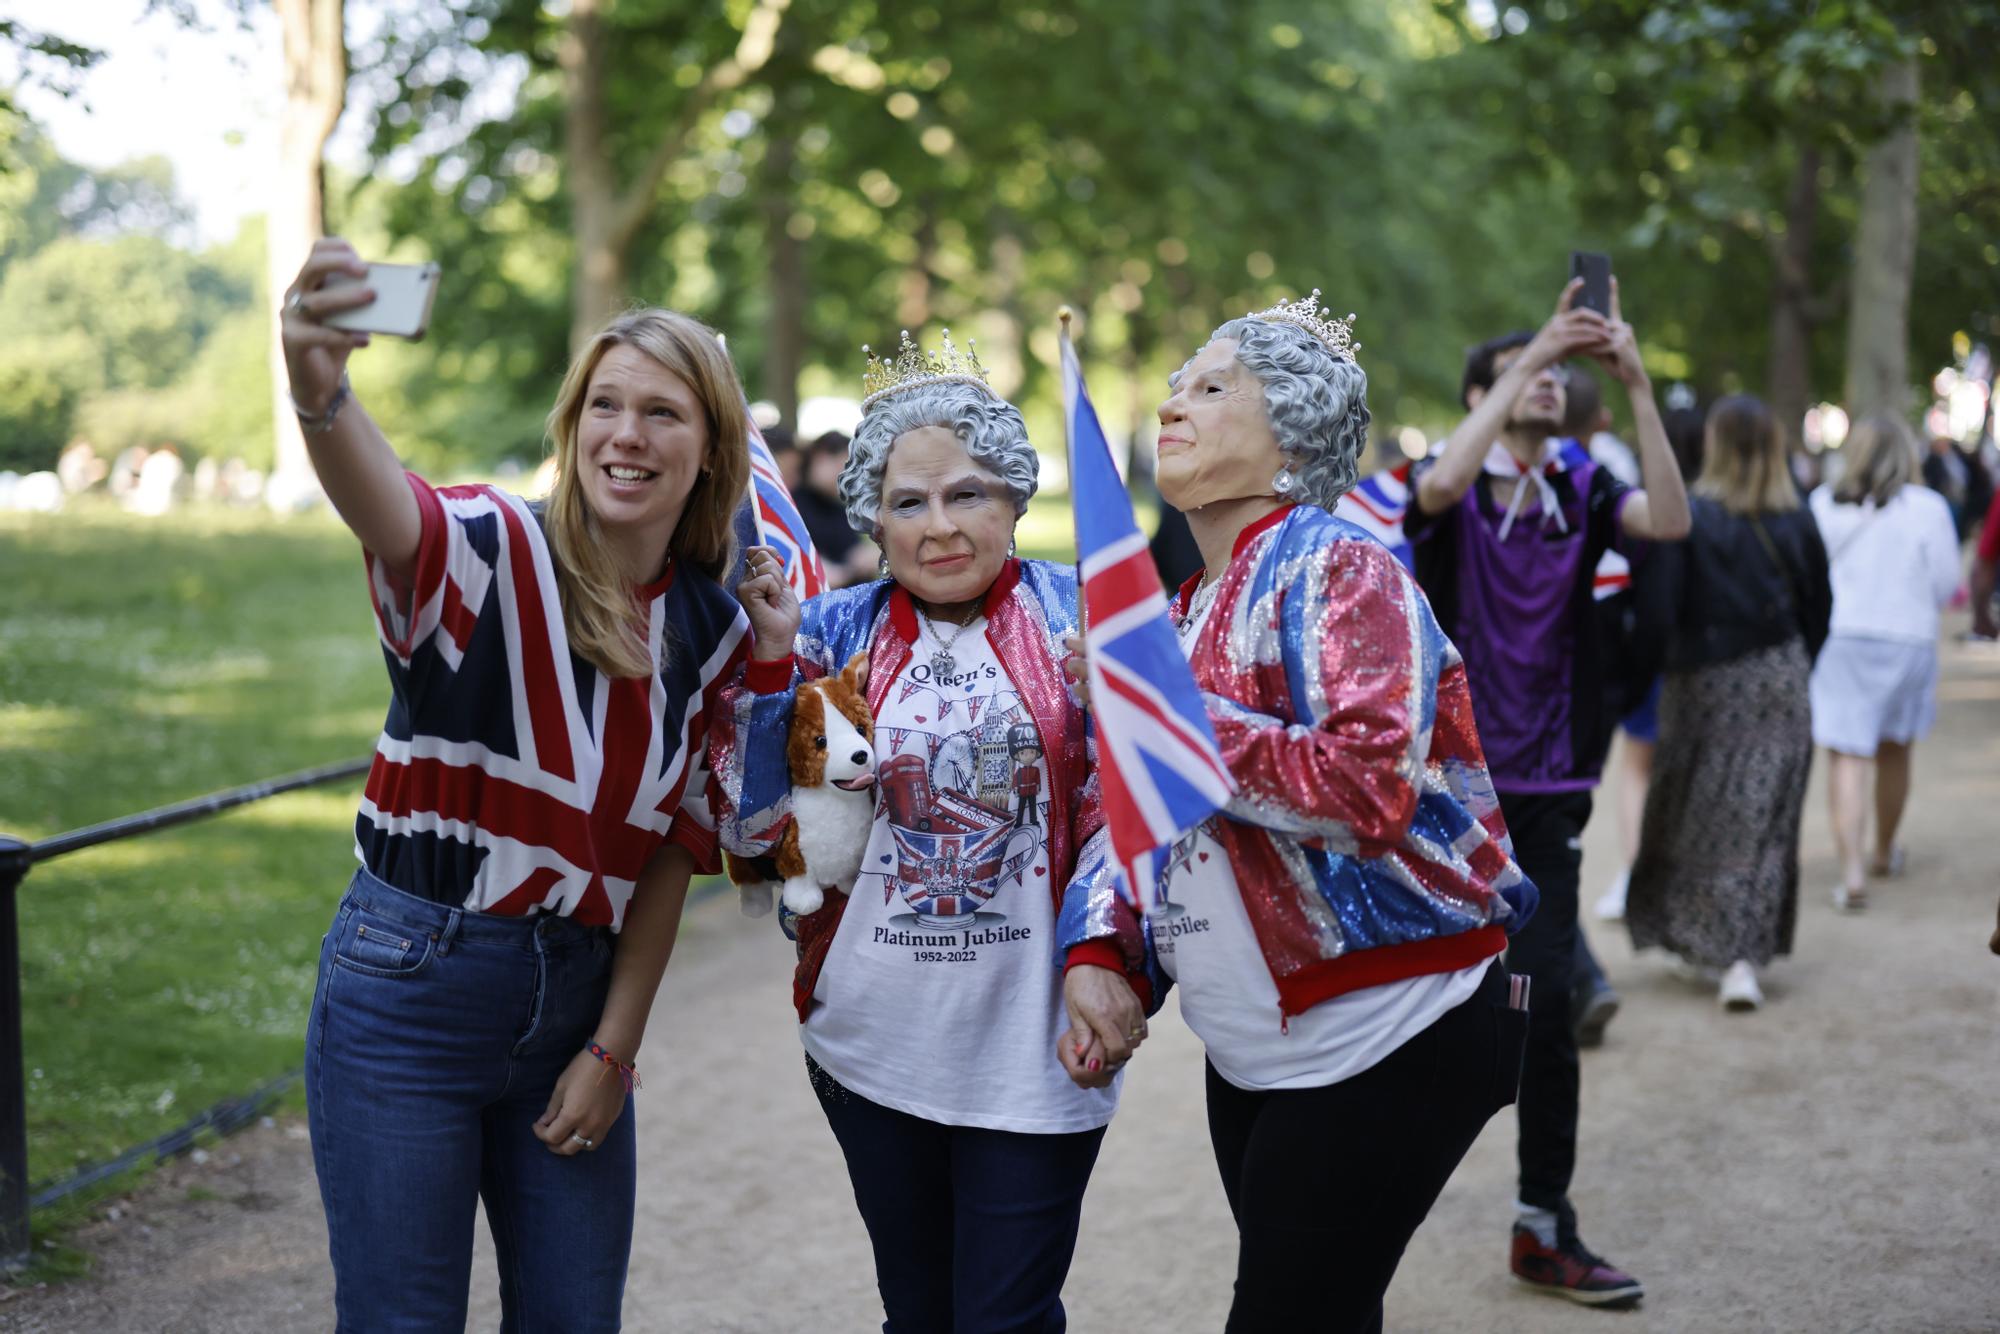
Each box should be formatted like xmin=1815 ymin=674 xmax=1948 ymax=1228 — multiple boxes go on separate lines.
xmin=808 ymin=1056 xmax=1105 ymax=1334
xmin=306 ymin=869 xmax=635 ymax=1332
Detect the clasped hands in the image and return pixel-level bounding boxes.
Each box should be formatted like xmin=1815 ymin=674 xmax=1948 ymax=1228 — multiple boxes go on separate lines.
xmin=1059 ymin=963 xmax=1148 ymax=1090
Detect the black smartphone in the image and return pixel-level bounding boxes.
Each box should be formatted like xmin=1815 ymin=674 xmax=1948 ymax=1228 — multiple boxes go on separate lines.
xmin=1568 ymin=251 xmax=1612 ymax=317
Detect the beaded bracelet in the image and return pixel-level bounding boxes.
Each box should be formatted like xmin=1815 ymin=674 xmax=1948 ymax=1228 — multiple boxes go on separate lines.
xmin=288 ymin=372 xmax=351 ymax=435
xmin=587 ymin=1041 xmax=642 ymax=1093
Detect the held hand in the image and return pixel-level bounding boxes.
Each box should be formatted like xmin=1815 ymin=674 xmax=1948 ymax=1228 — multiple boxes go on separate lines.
xmin=1059 ymin=1024 xmax=1114 ymax=1089
xmin=1061 ymin=634 xmax=1091 ymax=711
xmin=1589 ymin=278 xmax=1649 ymax=389
xmin=280 ymin=237 xmax=376 ymax=414
xmin=737 ymin=545 xmax=802 ymax=662
xmin=1058 ymin=963 xmax=1147 ymax=1090
xmin=1520 ymin=278 xmax=1611 ymax=378
xmin=533 ymin=1047 xmax=630 ymax=1156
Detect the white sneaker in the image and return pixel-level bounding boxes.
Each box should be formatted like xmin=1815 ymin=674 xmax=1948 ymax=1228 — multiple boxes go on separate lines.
xmin=1719 ymin=961 xmax=1762 ymax=1011
xmin=1594 ymin=869 xmax=1629 ymax=921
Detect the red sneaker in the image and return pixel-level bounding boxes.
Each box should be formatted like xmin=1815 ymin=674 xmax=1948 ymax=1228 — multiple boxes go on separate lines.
xmin=1510 ymin=1225 xmax=1645 ymax=1307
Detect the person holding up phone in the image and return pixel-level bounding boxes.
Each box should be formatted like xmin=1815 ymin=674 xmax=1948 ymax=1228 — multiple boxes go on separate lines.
xmin=281 ymin=237 xmax=753 ymax=1329
xmin=1407 ymin=274 xmax=1690 ymax=1310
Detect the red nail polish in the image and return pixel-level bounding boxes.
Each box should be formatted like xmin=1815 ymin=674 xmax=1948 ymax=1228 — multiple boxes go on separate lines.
xmin=1088 ymin=1059 xmax=1101 ymax=1072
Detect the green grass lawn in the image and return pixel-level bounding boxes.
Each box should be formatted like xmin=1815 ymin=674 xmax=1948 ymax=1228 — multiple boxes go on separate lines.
xmin=1 ymin=500 xmax=383 ymax=1206
xmin=0 ymin=484 xmax=1105 ymax=1248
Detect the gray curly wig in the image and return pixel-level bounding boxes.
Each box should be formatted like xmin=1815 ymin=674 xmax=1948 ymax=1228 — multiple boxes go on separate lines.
xmin=839 ymin=379 xmax=1040 ymax=534
xmin=1172 ymin=317 xmax=1371 ymax=510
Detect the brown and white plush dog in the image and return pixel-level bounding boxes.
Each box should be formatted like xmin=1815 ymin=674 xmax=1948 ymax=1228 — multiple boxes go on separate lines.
xmin=729 ymin=651 xmax=876 ymax=918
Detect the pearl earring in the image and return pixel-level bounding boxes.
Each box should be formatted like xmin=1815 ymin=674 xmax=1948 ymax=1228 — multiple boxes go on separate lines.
xmin=1272 ymin=467 xmax=1297 ymax=496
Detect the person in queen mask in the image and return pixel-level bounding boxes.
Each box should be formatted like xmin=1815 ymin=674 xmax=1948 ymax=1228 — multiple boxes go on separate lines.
xmin=1076 ymin=292 xmax=1538 ymax=1332
xmin=713 ymin=331 xmax=1154 ymax=1334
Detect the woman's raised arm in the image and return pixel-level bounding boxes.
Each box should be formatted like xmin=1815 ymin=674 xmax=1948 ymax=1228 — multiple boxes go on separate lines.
xmin=280 ymin=237 xmax=422 ymax=577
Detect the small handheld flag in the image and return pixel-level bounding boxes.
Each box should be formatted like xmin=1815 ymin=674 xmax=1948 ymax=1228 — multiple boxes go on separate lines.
xmin=733 ymin=412 xmax=828 ymax=600
xmin=1059 ymin=309 xmax=1235 ymax=912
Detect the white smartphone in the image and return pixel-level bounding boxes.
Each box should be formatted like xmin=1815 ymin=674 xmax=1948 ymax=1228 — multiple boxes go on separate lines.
xmin=323 ymin=261 xmax=441 ymax=339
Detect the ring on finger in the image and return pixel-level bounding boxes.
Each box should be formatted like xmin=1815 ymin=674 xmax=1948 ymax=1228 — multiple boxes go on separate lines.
xmin=569 ymin=1132 xmax=595 ymax=1150
xmin=284 ymin=290 xmax=308 ymax=316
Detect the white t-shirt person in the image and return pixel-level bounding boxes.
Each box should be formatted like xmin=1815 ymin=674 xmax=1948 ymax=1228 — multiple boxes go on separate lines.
xmin=803 ymin=618 xmax=1120 ymax=1132
xmin=1156 ymin=590 xmax=1485 ymax=1092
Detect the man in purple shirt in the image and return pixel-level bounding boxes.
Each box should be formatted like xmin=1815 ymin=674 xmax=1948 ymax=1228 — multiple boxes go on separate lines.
xmin=1409 ymin=278 xmax=1690 ymax=1310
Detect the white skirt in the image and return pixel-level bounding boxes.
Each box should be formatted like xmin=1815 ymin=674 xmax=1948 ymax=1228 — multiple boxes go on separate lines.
xmin=1809 ymin=634 xmax=1938 ymax=756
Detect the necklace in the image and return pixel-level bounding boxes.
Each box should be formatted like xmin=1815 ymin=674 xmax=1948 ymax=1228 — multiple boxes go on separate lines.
xmin=918 ymin=605 xmax=979 ymax=677
xmin=1177 ymin=575 xmax=1222 ymax=638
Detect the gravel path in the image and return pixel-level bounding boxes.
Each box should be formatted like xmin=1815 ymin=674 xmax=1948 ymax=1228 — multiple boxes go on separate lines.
xmin=7 ymin=627 xmax=1998 ymax=1333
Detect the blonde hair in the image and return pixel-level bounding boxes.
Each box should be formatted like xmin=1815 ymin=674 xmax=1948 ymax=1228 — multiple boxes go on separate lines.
xmin=544 ymin=308 xmax=750 ymax=678
xmin=1833 ymin=414 xmax=1918 ymax=507
xmin=1694 ymin=394 xmax=1798 ymax=515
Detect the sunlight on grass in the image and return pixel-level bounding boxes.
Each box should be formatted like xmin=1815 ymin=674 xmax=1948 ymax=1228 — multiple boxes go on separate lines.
xmin=3 ymin=504 xmax=381 ymax=1202
xmin=148 ymin=649 xmax=277 ymax=689
xmin=230 ymin=787 xmax=366 ymax=829
xmin=1014 ymin=490 xmax=1156 ymax=564
xmin=0 ymin=704 xmax=88 ymax=753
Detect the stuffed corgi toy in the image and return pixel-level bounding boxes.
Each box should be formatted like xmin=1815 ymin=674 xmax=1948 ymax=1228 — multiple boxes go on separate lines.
xmin=728 ymin=651 xmax=876 ymax=918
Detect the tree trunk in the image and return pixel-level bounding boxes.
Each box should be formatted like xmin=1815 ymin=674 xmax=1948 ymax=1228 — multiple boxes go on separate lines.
xmin=761 ymin=135 xmax=804 ymax=430
xmin=1766 ymin=143 xmax=1820 ymax=451
xmin=562 ymin=0 xmax=623 ymax=351
xmin=981 ymin=226 xmax=1027 ymax=402
xmin=266 ymin=0 xmax=345 ymax=509
xmin=561 ymin=0 xmax=791 ymax=352
xmin=1115 ymin=306 xmax=1154 ymax=486
xmin=897 ymin=204 xmax=936 ymax=331
xmin=1844 ymin=56 xmax=1920 ymax=420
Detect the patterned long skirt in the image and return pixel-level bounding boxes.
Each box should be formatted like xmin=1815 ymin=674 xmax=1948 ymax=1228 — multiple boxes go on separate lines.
xmin=1626 ymin=638 xmax=1814 ymax=969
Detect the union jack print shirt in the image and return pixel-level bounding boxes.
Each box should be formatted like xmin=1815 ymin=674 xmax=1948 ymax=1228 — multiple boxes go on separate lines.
xmin=356 ymin=473 xmax=750 ymax=929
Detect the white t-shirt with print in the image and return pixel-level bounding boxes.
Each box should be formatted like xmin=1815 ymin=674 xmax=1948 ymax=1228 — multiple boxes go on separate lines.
xmin=802 ymin=618 xmax=1119 ymax=1132
xmin=1158 ymin=587 xmax=1486 ymax=1092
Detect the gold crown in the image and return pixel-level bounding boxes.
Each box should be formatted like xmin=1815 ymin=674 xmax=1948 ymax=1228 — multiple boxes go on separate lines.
xmin=1245 ymin=289 xmax=1360 ymax=363
xmin=860 ymin=328 xmax=993 ymax=409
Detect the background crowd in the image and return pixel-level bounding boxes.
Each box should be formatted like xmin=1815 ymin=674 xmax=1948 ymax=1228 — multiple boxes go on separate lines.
xmin=6 ymin=0 xmax=2000 ymax=1327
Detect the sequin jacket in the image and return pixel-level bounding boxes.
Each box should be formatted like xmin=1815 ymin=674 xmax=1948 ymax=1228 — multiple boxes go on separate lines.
xmin=710 ymin=559 xmax=1157 ymax=1021
xmin=1167 ymin=504 xmax=1536 ymax=1019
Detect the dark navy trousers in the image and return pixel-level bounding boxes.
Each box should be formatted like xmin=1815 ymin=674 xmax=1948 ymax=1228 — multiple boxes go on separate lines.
xmin=808 ymin=1055 xmax=1105 ymax=1334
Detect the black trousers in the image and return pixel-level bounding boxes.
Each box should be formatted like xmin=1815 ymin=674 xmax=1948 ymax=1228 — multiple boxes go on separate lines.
xmin=1498 ymin=790 xmax=1594 ymax=1219
xmin=808 ymin=1056 xmax=1105 ymax=1334
xmin=1204 ymin=961 xmax=1524 ymax=1334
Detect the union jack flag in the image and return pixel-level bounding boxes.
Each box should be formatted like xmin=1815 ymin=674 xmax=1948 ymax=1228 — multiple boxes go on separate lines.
xmin=740 ymin=415 xmax=828 ymax=599
xmin=1332 ymin=462 xmax=1415 ymax=572
xmin=1060 ymin=322 xmax=1235 ymax=912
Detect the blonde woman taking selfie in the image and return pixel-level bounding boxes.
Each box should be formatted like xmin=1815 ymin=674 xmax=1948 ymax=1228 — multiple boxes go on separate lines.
xmin=281 ymin=237 xmax=751 ymax=1330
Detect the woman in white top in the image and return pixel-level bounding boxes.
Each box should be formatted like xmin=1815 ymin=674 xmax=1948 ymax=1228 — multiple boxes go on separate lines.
xmin=717 ymin=333 xmax=1151 ymax=1333
xmin=1809 ymin=415 xmax=1961 ymax=910
xmin=1120 ymin=296 xmax=1536 ymax=1331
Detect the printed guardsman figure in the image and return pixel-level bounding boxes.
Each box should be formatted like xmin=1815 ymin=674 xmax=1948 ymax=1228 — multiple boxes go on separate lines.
xmin=1009 ymin=721 xmax=1044 ymax=830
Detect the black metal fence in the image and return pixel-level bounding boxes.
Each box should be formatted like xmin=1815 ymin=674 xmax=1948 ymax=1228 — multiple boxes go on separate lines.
xmin=0 ymin=756 xmax=371 ymax=1271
